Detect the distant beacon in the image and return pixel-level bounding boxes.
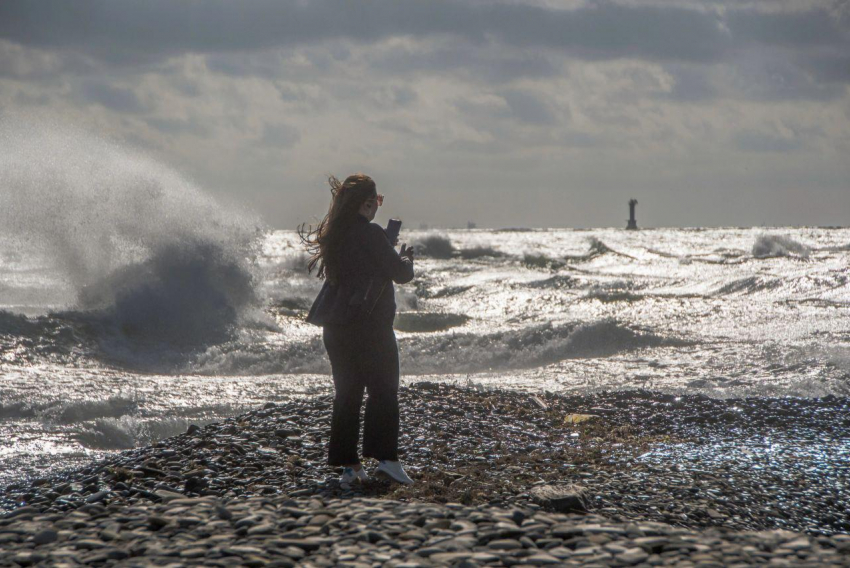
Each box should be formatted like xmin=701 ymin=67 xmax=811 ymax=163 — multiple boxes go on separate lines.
xmin=626 ymin=199 xmax=638 ymax=230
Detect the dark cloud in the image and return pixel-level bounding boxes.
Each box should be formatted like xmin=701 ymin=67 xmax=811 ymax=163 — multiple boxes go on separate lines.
xmin=3 ymin=1 xmax=847 ymax=94
xmin=0 ymin=0 xmax=732 ymax=64
xmin=663 ymin=65 xmax=718 ymax=102
xmin=500 ymin=89 xmax=558 ymax=125
xmin=369 ymin=41 xmax=560 ymax=83
xmin=726 ymin=8 xmax=847 ymax=48
xmin=80 ymin=82 xmax=146 ymax=113
xmin=730 ymin=51 xmax=846 ymax=101
xmin=803 ymin=52 xmax=850 ymax=84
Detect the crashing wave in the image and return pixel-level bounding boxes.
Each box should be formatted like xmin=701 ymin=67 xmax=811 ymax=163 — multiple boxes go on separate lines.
xmin=0 ymin=394 xmax=140 ymax=422
xmin=413 ymin=235 xmax=455 ymax=259
xmin=0 ymin=119 xmax=265 ymax=368
xmin=75 ymin=415 xmax=218 ymax=450
xmin=752 ymin=235 xmax=810 ymax=259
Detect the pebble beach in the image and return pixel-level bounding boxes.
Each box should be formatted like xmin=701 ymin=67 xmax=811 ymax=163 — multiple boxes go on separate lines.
xmin=2 ymin=383 xmax=848 ymax=566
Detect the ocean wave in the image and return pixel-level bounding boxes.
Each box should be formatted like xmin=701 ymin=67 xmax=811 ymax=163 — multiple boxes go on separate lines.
xmin=182 ymin=320 xmax=681 ymax=377
xmin=424 ymin=284 xmax=473 ymax=299
xmin=190 ymin=335 xmax=328 ymax=376
xmin=714 ymin=276 xmax=783 ymax=295
xmin=817 ymin=243 xmax=850 ymax=253
xmin=584 ymin=289 xmax=643 ymax=302
xmin=393 ymin=312 xmax=469 ymax=333
xmin=459 ymin=246 xmax=506 ymax=260
xmin=522 ymin=254 xmax=565 ymax=271
xmin=400 ymin=320 xmax=681 ymax=374
xmin=564 ymin=238 xmax=637 ymax=263
xmin=0 ymin=395 xmax=142 ymax=423
xmin=523 ymin=275 xmax=577 ymax=289
xmin=46 ymin=396 xmax=142 ymax=424
xmin=75 ymin=415 xmax=214 ymax=450
xmin=752 ymin=235 xmax=810 ymax=259
xmin=0 ymin=400 xmax=42 ymax=420
xmin=0 ymin=310 xmax=97 ymax=365
xmin=0 ymin=121 xmax=266 ymax=369
xmin=413 ymin=235 xmax=455 ymax=259
xmin=646 ymin=247 xmax=747 ymax=265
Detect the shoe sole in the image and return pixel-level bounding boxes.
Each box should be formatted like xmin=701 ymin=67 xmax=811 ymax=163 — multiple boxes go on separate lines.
xmin=375 ymin=469 xmax=414 ymax=485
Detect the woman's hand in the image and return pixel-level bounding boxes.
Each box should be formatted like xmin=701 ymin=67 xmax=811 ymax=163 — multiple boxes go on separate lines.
xmin=400 ymin=244 xmax=414 ymax=261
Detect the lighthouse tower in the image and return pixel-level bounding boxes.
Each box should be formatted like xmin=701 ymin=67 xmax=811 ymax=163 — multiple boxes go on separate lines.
xmin=626 ymin=199 xmax=638 ymax=230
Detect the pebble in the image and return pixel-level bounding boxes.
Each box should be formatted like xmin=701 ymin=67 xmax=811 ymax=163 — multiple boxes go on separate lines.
xmin=31 ymin=528 xmax=58 ymax=545
xmin=0 ymin=384 xmax=848 ymax=566
xmin=0 ymin=494 xmax=843 ymax=566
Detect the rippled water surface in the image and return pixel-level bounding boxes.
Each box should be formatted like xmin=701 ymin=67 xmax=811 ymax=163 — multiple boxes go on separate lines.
xmin=1 ymin=226 xmax=849 ymax=486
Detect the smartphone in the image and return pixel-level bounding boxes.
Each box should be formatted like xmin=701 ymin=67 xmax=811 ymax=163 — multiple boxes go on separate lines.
xmin=385 ymin=219 xmax=402 ymax=243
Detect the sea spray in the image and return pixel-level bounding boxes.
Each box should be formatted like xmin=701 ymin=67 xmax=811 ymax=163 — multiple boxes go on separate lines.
xmin=752 ymin=234 xmax=810 ymax=259
xmin=0 ymin=118 xmax=265 ymax=362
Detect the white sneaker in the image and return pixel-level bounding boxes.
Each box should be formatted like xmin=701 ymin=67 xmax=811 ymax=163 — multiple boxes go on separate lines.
xmin=340 ymin=466 xmax=368 ymax=486
xmin=376 ymin=460 xmax=414 ymax=485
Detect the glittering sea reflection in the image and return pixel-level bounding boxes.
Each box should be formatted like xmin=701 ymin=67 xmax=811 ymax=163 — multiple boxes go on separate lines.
xmin=1 ymin=226 xmax=849 ymax=487
xmin=639 ymin=436 xmax=850 ymax=471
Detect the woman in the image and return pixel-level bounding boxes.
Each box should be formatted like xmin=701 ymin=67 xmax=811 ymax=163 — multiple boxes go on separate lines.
xmin=299 ymin=173 xmax=415 ymax=486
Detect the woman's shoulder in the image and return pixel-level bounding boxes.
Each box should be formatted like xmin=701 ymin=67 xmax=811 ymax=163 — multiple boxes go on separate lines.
xmin=364 ymin=222 xmax=390 ymax=241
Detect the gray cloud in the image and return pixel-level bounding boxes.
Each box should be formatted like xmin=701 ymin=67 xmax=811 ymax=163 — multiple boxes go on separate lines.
xmin=726 ymin=7 xmax=847 ymax=48
xmin=803 ymin=52 xmax=850 ymax=84
xmin=728 ymin=50 xmax=846 ymax=101
xmin=13 ymin=91 xmax=50 ymax=106
xmin=733 ymin=129 xmax=803 ymax=153
xmin=261 ymin=123 xmax=301 ymax=148
xmin=1 ymin=1 xmax=848 ymax=228
xmin=368 ymin=40 xmax=561 ymax=83
xmin=80 ymin=82 xmax=146 ymax=113
xmin=663 ymin=65 xmax=718 ymax=102
xmin=500 ymin=89 xmax=559 ymax=125
xmin=146 ymin=116 xmax=210 ymax=137
xmin=0 ymin=1 xmax=782 ymax=64
xmin=3 ymin=1 xmax=847 ymax=93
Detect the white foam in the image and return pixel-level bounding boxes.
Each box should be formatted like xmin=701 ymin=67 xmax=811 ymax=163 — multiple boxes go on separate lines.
xmin=75 ymin=415 xmax=210 ymax=450
xmin=0 ymin=116 xmax=266 ymax=364
xmin=752 ymin=234 xmax=811 ymax=259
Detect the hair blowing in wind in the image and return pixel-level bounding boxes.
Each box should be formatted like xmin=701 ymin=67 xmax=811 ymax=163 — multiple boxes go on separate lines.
xmin=298 ymin=174 xmax=376 ymax=285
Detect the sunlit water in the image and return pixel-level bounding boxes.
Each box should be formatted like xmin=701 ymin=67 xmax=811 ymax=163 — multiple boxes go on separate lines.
xmin=2 ymin=225 xmax=849 ymax=486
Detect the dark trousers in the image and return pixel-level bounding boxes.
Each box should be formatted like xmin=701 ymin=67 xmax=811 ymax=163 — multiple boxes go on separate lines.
xmin=323 ymin=323 xmax=400 ymax=466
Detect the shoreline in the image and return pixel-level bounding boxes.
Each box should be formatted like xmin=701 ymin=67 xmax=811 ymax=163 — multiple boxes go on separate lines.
xmin=2 ymin=383 xmax=849 ymax=565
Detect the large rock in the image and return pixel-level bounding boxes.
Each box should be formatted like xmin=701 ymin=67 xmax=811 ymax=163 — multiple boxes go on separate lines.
xmin=529 ymin=484 xmax=589 ymax=513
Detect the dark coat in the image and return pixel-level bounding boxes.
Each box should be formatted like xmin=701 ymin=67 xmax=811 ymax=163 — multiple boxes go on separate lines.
xmin=306 ymin=215 xmax=414 ymax=327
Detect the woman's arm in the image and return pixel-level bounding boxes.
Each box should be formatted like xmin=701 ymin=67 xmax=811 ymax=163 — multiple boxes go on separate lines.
xmin=367 ymin=224 xmax=414 ymax=284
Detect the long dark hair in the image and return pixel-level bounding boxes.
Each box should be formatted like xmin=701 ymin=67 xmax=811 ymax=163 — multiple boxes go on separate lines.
xmin=298 ymin=173 xmax=377 ymax=284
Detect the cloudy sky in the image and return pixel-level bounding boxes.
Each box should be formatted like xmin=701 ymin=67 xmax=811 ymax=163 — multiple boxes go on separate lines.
xmin=1 ymin=0 xmax=849 ymax=229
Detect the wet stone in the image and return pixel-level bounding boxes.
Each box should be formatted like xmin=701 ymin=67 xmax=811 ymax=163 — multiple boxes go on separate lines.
xmin=32 ymin=528 xmax=58 ymax=545
xmin=488 ymin=538 xmax=523 ymax=550
xmin=1 ymin=385 xmax=848 ymax=567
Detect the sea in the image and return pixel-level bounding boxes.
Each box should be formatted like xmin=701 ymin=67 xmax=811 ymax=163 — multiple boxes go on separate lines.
xmin=1 ymin=126 xmax=849 ymax=488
